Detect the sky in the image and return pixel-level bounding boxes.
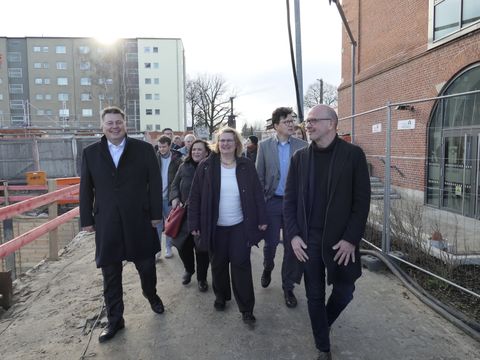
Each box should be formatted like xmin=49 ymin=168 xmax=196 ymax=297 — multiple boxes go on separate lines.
xmin=2 ymin=0 xmax=342 ymax=129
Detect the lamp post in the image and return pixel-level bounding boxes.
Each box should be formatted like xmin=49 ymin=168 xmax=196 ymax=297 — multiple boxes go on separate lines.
xmin=317 ymin=78 xmax=324 ymax=104
xmin=329 ymin=0 xmax=357 ymax=143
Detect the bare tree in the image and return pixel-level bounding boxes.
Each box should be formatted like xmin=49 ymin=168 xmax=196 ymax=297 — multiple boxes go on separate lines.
xmin=304 ymin=81 xmax=338 ymax=109
xmin=185 ymin=78 xmax=201 ymax=129
xmin=192 ymin=74 xmax=235 ymax=139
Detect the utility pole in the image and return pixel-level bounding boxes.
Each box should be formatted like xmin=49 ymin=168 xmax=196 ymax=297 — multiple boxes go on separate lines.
xmin=317 ymin=78 xmax=324 ymax=104
xmin=228 ymin=96 xmax=236 ymax=129
xmin=294 ymin=0 xmax=304 ymax=121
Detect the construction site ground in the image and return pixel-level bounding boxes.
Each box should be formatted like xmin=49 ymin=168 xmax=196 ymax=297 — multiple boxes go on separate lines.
xmin=0 ymin=231 xmax=478 ymax=360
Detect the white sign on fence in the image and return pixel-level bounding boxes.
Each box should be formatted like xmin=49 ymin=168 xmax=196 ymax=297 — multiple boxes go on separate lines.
xmin=372 ymin=123 xmax=382 ymax=133
xmin=397 ymin=119 xmax=415 ymax=130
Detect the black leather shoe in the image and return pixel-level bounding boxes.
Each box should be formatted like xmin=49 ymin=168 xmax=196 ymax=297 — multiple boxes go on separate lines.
xmin=284 ymin=290 xmax=297 ymax=308
xmin=214 ymin=299 xmax=226 ymax=311
xmin=182 ymin=272 xmax=193 ymax=285
xmin=149 ymin=296 xmax=165 ymax=314
xmin=317 ymin=351 xmax=332 ymax=360
xmin=198 ymin=280 xmax=208 ymax=292
xmin=261 ymin=270 xmax=271 ymax=288
xmin=98 ymin=318 xmax=125 ymax=343
xmin=242 ymin=312 xmax=256 ymax=324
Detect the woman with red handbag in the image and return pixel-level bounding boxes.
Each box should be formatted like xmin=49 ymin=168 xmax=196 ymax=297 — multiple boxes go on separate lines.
xmin=188 ymin=128 xmax=267 ymax=324
xmin=169 ymin=139 xmax=211 ymax=291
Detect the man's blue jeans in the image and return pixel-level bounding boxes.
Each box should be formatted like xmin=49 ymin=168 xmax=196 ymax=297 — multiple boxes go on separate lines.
xmin=155 ymin=198 xmax=172 ymax=253
xmin=304 ymin=230 xmax=355 ymax=352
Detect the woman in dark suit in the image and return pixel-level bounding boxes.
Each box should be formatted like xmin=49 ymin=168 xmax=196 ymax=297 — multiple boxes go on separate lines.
xmin=188 ymin=127 xmax=267 ymax=324
xmin=169 ymin=139 xmax=211 ymax=291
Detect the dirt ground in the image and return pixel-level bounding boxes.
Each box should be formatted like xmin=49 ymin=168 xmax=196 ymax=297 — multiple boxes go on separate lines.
xmin=0 ymin=231 xmax=478 ymax=360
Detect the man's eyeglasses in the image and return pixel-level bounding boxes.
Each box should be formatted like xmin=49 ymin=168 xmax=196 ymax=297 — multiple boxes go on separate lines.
xmin=305 ymin=118 xmax=332 ymax=125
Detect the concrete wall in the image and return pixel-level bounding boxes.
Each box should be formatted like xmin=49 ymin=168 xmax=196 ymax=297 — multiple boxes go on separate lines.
xmin=0 ymin=215 xmax=80 ymax=274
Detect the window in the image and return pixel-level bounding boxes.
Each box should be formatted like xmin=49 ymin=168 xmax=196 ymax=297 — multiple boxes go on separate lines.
xmin=145 ymin=94 xmax=152 ymax=100
xmin=9 ymin=84 xmax=23 ymax=94
xmin=37 ymin=109 xmax=45 ymax=116
xmin=57 ymin=77 xmax=68 ymax=86
xmin=80 ymin=61 xmax=90 ymax=70
xmin=153 ymin=47 xmax=158 ymax=53
xmin=8 ymin=68 xmax=22 ymax=78
xmin=126 ymin=53 xmax=137 ymax=62
xmin=11 ymin=116 xmax=25 ymax=124
xmin=79 ymin=46 xmax=90 ymax=54
xmin=35 ymin=78 xmax=43 ymax=85
xmin=36 ymin=94 xmax=44 ymax=100
xmin=45 ymin=109 xmax=53 ymax=115
xmin=79 ymin=93 xmax=90 ymax=101
xmin=155 ymin=124 xmax=161 ymax=130
xmin=155 ymin=109 xmax=160 ymax=115
xmin=146 ymin=109 xmax=153 ymax=115
xmin=7 ymin=52 xmax=21 ymax=62
xmin=432 ymin=0 xmax=480 ymax=42
xmin=56 ymin=62 xmax=67 ymax=70
xmin=59 ymin=109 xmax=70 ymax=117
xmin=58 ymin=93 xmax=69 ymax=101
xmin=146 ymin=124 xmax=153 ymax=130
xmin=145 ymin=62 xmax=151 ymax=68
xmin=144 ymin=46 xmax=151 ymax=53
xmin=42 ymin=46 xmax=49 ymax=53
xmin=81 ymin=77 xmax=91 ymax=86
xmin=34 ymin=62 xmax=42 ymax=69
xmin=154 ymin=78 xmax=159 ymax=85
xmin=44 ymin=78 xmax=51 ymax=85
xmin=153 ymin=62 xmax=159 ymax=69
xmin=145 ymin=78 xmax=152 ymax=85
xmin=154 ymin=93 xmax=160 ymax=100
xmin=82 ymin=109 xmax=93 ymax=117
xmin=127 ymin=69 xmax=138 ymax=76
xmin=45 ymin=94 xmax=52 ymax=100
xmin=0 ymin=94 xmax=3 ymax=100
xmin=10 ymin=100 xmax=24 ymax=109
xmin=33 ymin=46 xmax=41 ymax=52
xmin=56 ymin=45 xmax=66 ymax=54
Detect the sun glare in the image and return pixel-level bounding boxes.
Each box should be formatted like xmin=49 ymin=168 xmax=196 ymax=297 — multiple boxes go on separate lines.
xmin=94 ymin=34 xmax=118 ymax=45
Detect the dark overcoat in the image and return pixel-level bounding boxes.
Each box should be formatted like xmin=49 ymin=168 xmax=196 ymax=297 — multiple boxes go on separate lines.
xmin=80 ymin=136 xmax=162 ymax=268
xmin=188 ymin=154 xmax=267 ymax=253
xmin=283 ymin=137 xmax=371 ymax=285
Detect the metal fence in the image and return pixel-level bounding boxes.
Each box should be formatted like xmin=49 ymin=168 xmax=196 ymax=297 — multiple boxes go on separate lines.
xmin=337 ymin=89 xmax=480 ymax=308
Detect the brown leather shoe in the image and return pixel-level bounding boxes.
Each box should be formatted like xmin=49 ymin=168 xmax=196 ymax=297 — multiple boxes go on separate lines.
xmin=98 ymin=318 xmax=125 ymax=343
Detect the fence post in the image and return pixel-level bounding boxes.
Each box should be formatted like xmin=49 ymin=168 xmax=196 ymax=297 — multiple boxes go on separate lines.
xmin=1 ymin=182 xmax=16 ymax=280
xmin=47 ymin=179 xmax=59 ymax=260
xmin=382 ymin=103 xmax=392 ymax=253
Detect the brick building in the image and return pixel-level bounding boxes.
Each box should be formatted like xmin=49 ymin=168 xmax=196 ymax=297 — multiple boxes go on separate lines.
xmin=337 ymin=0 xmax=480 ymax=218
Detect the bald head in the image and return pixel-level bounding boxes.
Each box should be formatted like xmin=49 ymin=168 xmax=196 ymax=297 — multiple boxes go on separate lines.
xmin=308 ymin=104 xmax=338 ymax=128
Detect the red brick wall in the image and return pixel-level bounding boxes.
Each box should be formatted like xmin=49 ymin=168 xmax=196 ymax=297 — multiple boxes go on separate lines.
xmin=338 ymin=0 xmax=480 ymax=192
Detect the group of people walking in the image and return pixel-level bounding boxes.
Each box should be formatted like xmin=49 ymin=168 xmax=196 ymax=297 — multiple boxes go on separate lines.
xmin=79 ymin=104 xmax=371 ymax=360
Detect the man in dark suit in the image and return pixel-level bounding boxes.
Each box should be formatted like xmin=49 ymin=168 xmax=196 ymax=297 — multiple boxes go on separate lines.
xmin=256 ymin=107 xmax=307 ymax=308
xmin=80 ymin=106 xmax=165 ymax=343
xmin=283 ymin=105 xmax=371 ymax=360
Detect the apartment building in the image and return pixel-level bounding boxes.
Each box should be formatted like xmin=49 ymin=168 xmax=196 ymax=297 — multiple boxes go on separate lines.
xmin=0 ymin=37 xmax=185 ymax=132
xmin=337 ymin=0 xmax=480 ymax=218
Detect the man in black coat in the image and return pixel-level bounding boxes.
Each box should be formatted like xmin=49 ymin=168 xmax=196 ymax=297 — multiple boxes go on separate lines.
xmin=80 ymin=106 xmax=165 ymax=343
xmin=283 ymin=105 xmax=371 ymax=360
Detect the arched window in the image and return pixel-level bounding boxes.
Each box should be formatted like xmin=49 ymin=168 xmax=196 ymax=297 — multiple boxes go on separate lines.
xmin=427 ymin=64 xmax=480 ymax=217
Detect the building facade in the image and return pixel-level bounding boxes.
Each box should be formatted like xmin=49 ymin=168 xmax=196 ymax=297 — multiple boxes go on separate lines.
xmin=337 ymin=0 xmax=480 ymax=218
xmin=0 ymin=37 xmax=185 ymax=132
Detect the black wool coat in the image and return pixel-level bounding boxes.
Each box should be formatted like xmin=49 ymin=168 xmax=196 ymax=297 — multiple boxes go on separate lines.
xmin=80 ymin=136 xmax=162 ymax=267
xmin=283 ymin=137 xmax=371 ymax=285
xmin=188 ymin=154 xmax=267 ymax=253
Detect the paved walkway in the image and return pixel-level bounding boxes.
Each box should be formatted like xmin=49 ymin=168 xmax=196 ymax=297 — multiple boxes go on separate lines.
xmin=0 ymin=232 xmax=478 ymax=359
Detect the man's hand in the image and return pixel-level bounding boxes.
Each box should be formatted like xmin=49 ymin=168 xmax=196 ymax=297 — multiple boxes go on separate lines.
xmin=291 ymin=235 xmax=308 ymax=262
xmin=332 ymin=240 xmax=356 ymax=266
xmin=82 ymin=225 xmax=95 ymax=233
xmin=191 ymin=230 xmax=200 ymax=236
xmin=151 ymin=219 xmax=162 ymax=227
xmin=258 ymin=224 xmax=267 ymax=231
xmin=171 ymin=198 xmax=182 ymax=209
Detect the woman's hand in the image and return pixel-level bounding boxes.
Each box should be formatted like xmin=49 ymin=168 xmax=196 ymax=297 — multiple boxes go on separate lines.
xmin=191 ymin=230 xmax=200 ymax=236
xmin=258 ymin=224 xmax=267 ymax=231
xmin=171 ymin=198 xmax=183 ymax=209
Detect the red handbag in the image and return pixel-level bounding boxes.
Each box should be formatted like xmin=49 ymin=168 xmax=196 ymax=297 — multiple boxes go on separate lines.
xmin=164 ymin=206 xmax=186 ymax=238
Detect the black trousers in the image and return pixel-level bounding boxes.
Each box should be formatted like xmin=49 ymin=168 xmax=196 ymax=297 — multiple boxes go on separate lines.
xmin=101 ymin=256 xmax=158 ymax=325
xmin=178 ymin=234 xmax=210 ymax=281
xmin=210 ymin=222 xmax=254 ymax=313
